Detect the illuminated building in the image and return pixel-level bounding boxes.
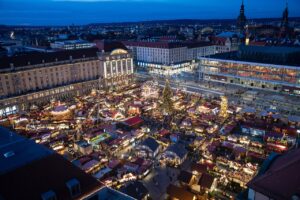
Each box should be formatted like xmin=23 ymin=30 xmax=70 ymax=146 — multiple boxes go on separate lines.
xmin=0 ymin=44 xmax=134 ymax=116
xmin=123 ymin=40 xmax=215 ymax=75
xmin=199 ymin=45 xmax=300 ymax=96
xmin=50 ymin=40 xmax=96 ymax=50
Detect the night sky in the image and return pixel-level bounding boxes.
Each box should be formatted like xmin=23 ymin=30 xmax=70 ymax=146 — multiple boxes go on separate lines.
xmin=0 ymin=0 xmax=299 ymax=25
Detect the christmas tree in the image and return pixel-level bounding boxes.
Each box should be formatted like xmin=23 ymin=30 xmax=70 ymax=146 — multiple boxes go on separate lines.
xmin=219 ymin=96 xmax=228 ymax=118
xmin=161 ymin=79 xmax=174 ymax=115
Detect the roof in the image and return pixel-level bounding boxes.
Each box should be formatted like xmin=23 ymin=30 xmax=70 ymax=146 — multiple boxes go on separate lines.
xmin=123 ymin=116 xmax=143 ymax=127
xmin=0 ymin=126 xmax=52 ymax=175
xmin=97 ymin=187 xmax=135 ymax=200
xmin=166 ymin=184 xmax=195 ymax=200
xmin=0 ymin=153 xmax=102 ymax=200
xmin=140 ymin=137 xmax=159 ymax=152
xmin=198 ymin=173 xmax=215 ymax=189
xmin=95 ymin=40 xmax=128 ymax=52
xmin=190 ymin=163 xmax=208 ymax=174
xmin=166 ymin=143 xmax=187 ymax=159
xmin=123 ymin=40 xmax=212 ymax=49
xmin=209 ymin=45 xmax=300 ymax=67
xmin=247 ymin=148 xmax=300 ymax=200
xmin=177 ymin=171 xmax=194 ymax=184
xmin=0 ymin=47 xmax=99 ymax=69
xmin=52 ymin=40 xmax=92 ymax=45
xmin=216 ymin=31 xmax=243 ymax=38
xmin=120 ymin=181 xmax=148 ymax=200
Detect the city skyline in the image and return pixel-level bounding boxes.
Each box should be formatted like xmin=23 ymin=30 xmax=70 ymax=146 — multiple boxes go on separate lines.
xmin=0 ymin=0 xmax=300 ymax=25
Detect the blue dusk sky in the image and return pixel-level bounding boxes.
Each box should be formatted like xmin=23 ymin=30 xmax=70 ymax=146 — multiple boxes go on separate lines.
xmin=0 ymin=0 xmax=299 ymax=25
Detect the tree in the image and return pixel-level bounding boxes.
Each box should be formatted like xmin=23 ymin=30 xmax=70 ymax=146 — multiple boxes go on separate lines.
xmin=219 ymin=96 xmax=228 ymax=118
xmin=161 ymin=79 xmax=174 ymax=115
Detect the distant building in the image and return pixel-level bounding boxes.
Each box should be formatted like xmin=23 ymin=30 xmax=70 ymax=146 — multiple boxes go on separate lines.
xmin=0 ymin=40 xmax=25 ymax=56
xmin=198 ymin=45 xmax=300 ymax=96
xmin=212 ymin=32 xmax=241 ymax=53
xmin=237 ymin=0 xmax=247 ymax=33
xmin=280 ymin=2 xmax=290 ymax=38
xmin=0 ymin=46 xmax=7 ymax=57
xmin=247 ymin=149 xmax=300 ymax=200
xmin=50 ymin=40 xmax=95 ymax=50
xmin=246 ymin=3 xmax=297 ymax=43
xmin=123 ymin=40 xmax=215 ymax=74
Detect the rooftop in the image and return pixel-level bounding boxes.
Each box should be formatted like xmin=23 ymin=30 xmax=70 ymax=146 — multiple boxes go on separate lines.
xmin=123 ymin=40 xmax=212 ymax=49
xmin=0 ymin=126 xmax=52 ymax=175
xmin=198 ymin=173 xmax=215 ymax=189
xmin=95 ymin=40 xmax=128 ymax=53
xmin=209 ymin=45 xmax=300 ymax=67
xmin=140 ymin=137 xmax=159 ymax=152
xmin=166 ymin=143 xmax=188 ymax=159
xmin=0 ymin=127 xmax=102 ymax=200
xmin=52 ymin=40 xmax=92 ymax=45
xmin=97 ymin=187 xmax=135 ymax=200
xmin=120 ymin=181 xmax=148 ymax=200
xmin=166 ymin=184 xmax=195 ymax=200
xmin=248 ymin=148 xmax=300 ymax=200
xmin=0 ymin=154 xmax=102 ymax=200
xmin=0 ymin=47 xmax=99 ymax=70
xmin=177 ymin=170 xmax=194 ymax=184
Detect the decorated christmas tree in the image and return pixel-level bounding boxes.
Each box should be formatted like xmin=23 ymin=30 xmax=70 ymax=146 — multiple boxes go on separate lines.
xmin=219 ymin=96 xmax=228 ymax=118
xmin=161 ymin=79 xmax=174 ymax=115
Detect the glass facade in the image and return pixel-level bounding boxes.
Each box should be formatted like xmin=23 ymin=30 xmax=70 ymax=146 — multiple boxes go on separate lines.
xmin=200 ymin=58 xmax=300 ymax=95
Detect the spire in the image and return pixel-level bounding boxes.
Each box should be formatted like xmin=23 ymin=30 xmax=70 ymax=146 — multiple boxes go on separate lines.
xmin=237 ymin=0 xmax=247 ymax=33
xmin=240 ymin=0 xmax=245 ymax=13
xmin=281 ymin=0 xmax=289 ymax=28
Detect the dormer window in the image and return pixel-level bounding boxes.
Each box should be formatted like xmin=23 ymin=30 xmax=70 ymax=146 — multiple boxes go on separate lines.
xmin=66 ymin=178 xmax=81 ymax=197
xmin=41 ymin=190 xmax=56 ymax=200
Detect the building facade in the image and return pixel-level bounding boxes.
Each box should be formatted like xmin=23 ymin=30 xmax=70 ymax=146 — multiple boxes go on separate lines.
xmin=198 ymin=57 xmax=300 ymax=96
xmin=50 ymin=40 xmax=95 ymax=50
xmin=0 ymin=47 xmax=134 ymax=116
xmin=123 ymin=41 xmax=215 ymax=75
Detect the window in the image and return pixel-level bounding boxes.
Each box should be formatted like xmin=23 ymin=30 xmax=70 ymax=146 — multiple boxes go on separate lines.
xmin=41 ymin=190 xmax=56 ymax=200
xmin=66 ymin=178 xmax=81 ymax=197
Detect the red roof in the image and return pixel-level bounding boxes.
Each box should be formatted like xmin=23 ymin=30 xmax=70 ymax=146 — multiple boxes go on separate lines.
xmin=124 ymin=116 xmax=143 ymax=127
xmin=159 ymin=129 xmax=170 ymax=136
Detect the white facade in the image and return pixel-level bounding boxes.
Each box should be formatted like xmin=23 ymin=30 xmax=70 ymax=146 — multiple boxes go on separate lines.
xmin=50 ymin=40 xmax=95 ymax=50
xmin=126 ymin=44 xmax=216 ymax=66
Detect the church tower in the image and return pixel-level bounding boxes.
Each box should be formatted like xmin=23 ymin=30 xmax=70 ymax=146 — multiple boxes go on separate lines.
xmin=237 ymin=0 xmax=247 ymax=33
xmin=281 ymin=1 xmax=289 ymax=29
xmin=280 ymin=1 xmax=290 ymax=38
